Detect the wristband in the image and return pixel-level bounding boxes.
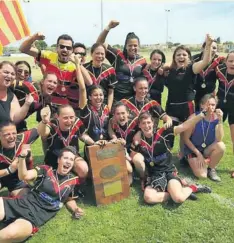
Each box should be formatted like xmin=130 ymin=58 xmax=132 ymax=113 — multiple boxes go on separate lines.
xmin=7 ymin=167 xmax=13 ymax=174
xmin=105 ymin=26 xmax=111 ymax=32
xmin=18 ymin=154 xmax=27 ymax=159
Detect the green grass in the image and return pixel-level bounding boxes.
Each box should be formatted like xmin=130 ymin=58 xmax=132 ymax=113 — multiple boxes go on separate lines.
xmin=1 ymin=53 xmax=233 ymax=243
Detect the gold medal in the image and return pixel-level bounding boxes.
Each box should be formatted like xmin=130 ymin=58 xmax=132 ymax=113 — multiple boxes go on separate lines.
xmin=100 ymin=134 xmax=103 ymax=140
xmin=150 ymin=161 xmax=154 ymax=167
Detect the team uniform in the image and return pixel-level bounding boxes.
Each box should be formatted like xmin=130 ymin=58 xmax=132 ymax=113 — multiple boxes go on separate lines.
xmin=165 ymin=64 xmax=196 ymax=124
xmin=44 ymin=118 xmax=86 ymax=169
xmin=84 ymin=61 xmax=117 ymax=104
xmin=106 ymin=45 xmax=147 ymax=101
xmin=131 ymin=126 xmax=180 ymax=191
xmin=80 ymin=104 xmax=110 ymax=142
xmin=142 ymin=67 xmax=165 ymax=104
xmin=0 ymin=128 xmax=38 ymax=192
xmin=215 ymin=64 xmax=234 ymax=125
xmin=121 ymin=96 xmax=166 ymax=121
xmin=109 ymin=117 xmax=138 ymax=152
xmin=37 ymin=50 xmax=79 ymax=110
xmin=184 ymin=113 xmax=219 ymax=158
xmin=0 ymin=89 xmax=14 ymax=124
xmin=192 ymin=54 xmax=224 ymax=110
xmin=3 ymin=165 xmax=80 ymax=228
xmin=12 ymin=81 xmax=57 ymax=132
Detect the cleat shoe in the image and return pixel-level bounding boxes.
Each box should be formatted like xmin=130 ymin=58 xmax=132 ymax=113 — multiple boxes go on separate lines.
xmin=207 ymin=168 xmax=221 ymax=182
xmin=188 ymin=193 xmax=198 ymax=201
xmin=195 ymin=184 xmax=212 ymax=193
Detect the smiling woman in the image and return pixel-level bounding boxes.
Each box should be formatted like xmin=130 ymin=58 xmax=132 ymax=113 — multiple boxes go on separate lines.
xmin=12 ymin=72 xmax=58 ymax=132
xmin=0 ymin=61 xmax=34 ymax=124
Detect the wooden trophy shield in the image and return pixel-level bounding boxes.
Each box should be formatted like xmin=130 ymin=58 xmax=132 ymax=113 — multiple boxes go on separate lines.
xmin=87 ymin=143 xmax=130 ymax=206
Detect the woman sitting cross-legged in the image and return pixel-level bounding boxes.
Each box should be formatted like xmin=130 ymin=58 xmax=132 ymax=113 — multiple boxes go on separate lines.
xmin=0 ymin=145 xmax=84 ymax=242
xmin=183 ymin=94 xmax=225 ymax=181
xmin=131 ymin=112 xmax=212 ymax=205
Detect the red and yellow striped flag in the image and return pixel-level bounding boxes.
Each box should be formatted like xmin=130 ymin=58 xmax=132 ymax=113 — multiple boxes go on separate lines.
xmin=0 ymin=0 xmax=30 ymax=47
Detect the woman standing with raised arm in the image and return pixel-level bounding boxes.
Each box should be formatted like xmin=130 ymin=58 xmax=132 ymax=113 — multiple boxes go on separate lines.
xmin=192 ymin=40 xmax=224 ymax=111
xmin=97 ymin=20 xmax=147 ymax=101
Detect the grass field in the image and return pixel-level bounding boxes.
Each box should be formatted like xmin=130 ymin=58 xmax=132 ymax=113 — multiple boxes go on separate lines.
xmin=0 ymin=52 xmax=233 ymax=243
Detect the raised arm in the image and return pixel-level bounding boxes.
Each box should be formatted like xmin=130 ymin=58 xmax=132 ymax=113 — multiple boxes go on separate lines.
xmin=192 ymin=34 xmax=213 ymax=74
xmin=18 ymin=144 xmax=37 ymax=181
xmin=19 ymin=32 xmax=45 ymax=57
xmin=70 ymin=54 xmax=87 ymax=109
xmin=215 ymin=109 xmax=224 ymax=142
xmin=11 ymin=94 xmax=34 ymax=124
xmin=37 ymin=106 xmax=51 ymax=139
xmin=174 ymin=112 xmax=205 ymax=135
xmin=96 ymin=20 xmax=120 ymax=47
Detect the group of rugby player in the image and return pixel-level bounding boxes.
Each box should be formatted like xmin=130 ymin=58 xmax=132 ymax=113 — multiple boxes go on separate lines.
xmin=0 ymin=19 xmax=233 ymax=241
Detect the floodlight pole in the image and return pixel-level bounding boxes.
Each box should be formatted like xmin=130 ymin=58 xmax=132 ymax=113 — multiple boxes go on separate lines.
xmin=165 ymin=9 xmax=170 ymax=47
xmin=101 ymin=0 xmax=104 ymax=31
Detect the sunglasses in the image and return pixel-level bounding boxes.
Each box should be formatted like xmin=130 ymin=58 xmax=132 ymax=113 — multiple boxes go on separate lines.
xmin=59 ymin=44 xmax=73 ymax=51
xmin=17 ymin=69 xmax=30 ymax=76
xmin=74 ymin=52 xmax=86 ymax=57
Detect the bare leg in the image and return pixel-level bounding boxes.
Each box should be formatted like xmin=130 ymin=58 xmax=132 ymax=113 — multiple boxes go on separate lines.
xmin=230 ymin=125 xmax=234 ymax=154
xmin=0 ymin=218 xmax=33 ymax=243
xmin=188 ymin=157 xmax=207 ymax=178
xmin=74 ymin=156 xmax=89 ymax=179
xmin=0 ymin=198 xmax=5 ymax=221
xmin=204 ymin=141 xmax=226 ymax=168
xmin=132 ymin=153 xmax=145 ymax=178
xmin=126 ymin=160 xmax=133 ymax=185
xmin=167 ymin=179 xmax=192 ymax=203
xmin=144 ymin=186 xmax=170 ymax=204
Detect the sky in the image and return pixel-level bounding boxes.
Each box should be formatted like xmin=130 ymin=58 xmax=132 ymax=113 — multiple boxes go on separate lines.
xmin=12 ymin=0 xmax=234 ymax=47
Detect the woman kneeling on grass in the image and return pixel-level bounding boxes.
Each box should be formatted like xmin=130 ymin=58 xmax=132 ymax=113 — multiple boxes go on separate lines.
xmin=183 ymin=94 xmax=225 ymax=182
xmin=131 ymin=112 xmax=212 ymax=205
xmin=0 ymin=146 xmax=84 ymax=242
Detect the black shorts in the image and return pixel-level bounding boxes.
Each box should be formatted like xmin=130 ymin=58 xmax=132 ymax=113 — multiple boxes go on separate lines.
xmin=0 ymin=173 xmax=26 ymax=192
xmin=145 ymin=171 xmax=181 ymax=192
xmin=166 ymin=101 xmax=194 ymax=124
xmin=217 ymin=100 xmax=234 ymax=125
xmin=3 ymin=193 xmax=58 ymax=227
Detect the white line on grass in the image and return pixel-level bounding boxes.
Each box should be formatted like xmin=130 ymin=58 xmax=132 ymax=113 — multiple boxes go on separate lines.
xmin=211 ymin=193 xmax=234 ymax=209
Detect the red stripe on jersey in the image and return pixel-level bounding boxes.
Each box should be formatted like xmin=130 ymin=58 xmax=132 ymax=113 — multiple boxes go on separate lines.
xmin=187 ymin=101 xmax=194 ymax=116
xmin=23 ymin=82 xmax=40 ymax=102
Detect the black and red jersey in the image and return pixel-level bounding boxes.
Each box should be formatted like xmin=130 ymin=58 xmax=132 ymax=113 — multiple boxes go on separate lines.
xmin=13 ymin=81 xmax=57 ymax=124
xmin=132 ymin=127 xmax=175 ymax=175
xmin=3 ymin=165 xmax=80 ymax=227
xmin=106 ymin=45 xmax=147 ymax=101
xmin=216 ymin=64 xmax=234 ymax=103
xmin=142 ymin=67 xmax=165 ymax=104
xmin=110 ymin=117 xmax=138 ymax=151
xmin=166 ymin=64 xmax=196 ymax=103
xmin=121 ymin=96 xmax=165 ymax=121
xmin=79 ymin=104 xmax=110 ymax=142
xmin=192 ymin=53 xmax=224 ymax=96
xmin=44 ymin=118 xmax=85 ymax=168
xmin=0 ymin=128 xmax=38 ymax=189
xmin=84 ymin=61 xmax=117 ymax=104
